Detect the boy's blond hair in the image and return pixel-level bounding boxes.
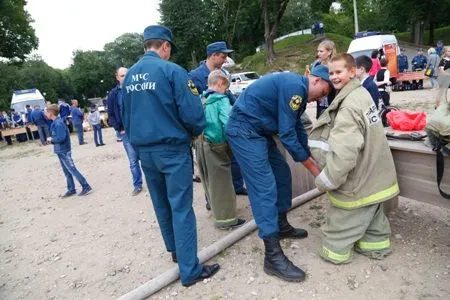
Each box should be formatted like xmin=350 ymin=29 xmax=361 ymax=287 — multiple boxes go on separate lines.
xmin=208 ymin=70 xmax=229 ymax=88
xmin=46 ymin=104 xmax=59 ymax=116
xmin=330 ymin=53 xmax=356 ymax=69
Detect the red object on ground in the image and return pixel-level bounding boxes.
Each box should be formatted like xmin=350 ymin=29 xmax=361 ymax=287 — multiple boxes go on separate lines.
xmin=386 ymin=111 xmax=427 ymax=131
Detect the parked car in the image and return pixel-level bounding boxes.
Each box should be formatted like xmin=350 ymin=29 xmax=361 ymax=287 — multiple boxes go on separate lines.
xmin=229 ymin=72 xmax=260 ymax=96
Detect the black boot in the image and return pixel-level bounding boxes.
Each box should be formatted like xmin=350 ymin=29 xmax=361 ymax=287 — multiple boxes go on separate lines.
xmin=278 ymin=213 xmax=308 ymax=239
xmin=263 ymin=237 xmax=306 ymax=282
xmin=182 ymin=264 xmax=220 ymax=287
xmin=171 ymin=252 xmax=177 ymax=263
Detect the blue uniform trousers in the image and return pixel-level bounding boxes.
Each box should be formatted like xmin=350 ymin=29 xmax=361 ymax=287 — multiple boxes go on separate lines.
xmin=73 ymin=122 xmax=84 ymax=144
xmin=37 ymin=124 xmax=50 ymax=145
xmin=138 ymin=145 xmax=203 ymax=284
xmin=226 ymin=120 xmax=292 ymax=239
xmin=231 ymin=156 xmax=245 ymax=193
xmin=122 ymin=134 xmax=143 ymax=189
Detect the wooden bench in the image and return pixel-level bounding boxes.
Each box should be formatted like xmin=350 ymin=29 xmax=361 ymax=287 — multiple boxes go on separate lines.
xmin=276 ymin=136 xmax=449 ymax=210
xmin=0 ymin=125 xmax=38 ymax=141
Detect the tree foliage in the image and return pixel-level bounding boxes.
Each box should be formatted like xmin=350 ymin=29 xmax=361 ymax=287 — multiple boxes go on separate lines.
xmin=159 ymin=0 xmax=216 ymax=69
xmin=0 ymin=58 xmax=73 ymax=111
xmin=325 ymin=0 xmax=450 ymax=43
xmin=69 ymin=50 xmax=116 ymax=102
xmin=104 ymin=33 xmax=144 ymax=68
xmin=0 ymin=0 xmax=38 ymax=60
xmin=278 ymin=0 xmax=313 ymax=36
xmin=262 ymin=0 xmax=290 ymax=64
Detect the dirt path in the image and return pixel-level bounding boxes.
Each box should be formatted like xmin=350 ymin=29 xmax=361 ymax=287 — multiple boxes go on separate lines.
xmin=0 ymin=89 xmax=449 ymax=300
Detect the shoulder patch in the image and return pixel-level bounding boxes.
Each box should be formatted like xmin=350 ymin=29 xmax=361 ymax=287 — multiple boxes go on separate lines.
xmin=364 ymin=104 xmax=380 ymax=125
xmin=188 ymin=79 xmax=199 ymax=96
xmin=289 ymin=95 xmax=302 ymax=111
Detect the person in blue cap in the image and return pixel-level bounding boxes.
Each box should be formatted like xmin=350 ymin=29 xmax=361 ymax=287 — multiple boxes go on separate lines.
xmin=397 ymin=48 xmax=409 ymax=73
xmin=225 ymin=65 xmax=332 ymax=282
xmin=412 ymin=48 xmax=427 ymax=89
xmin=189 ymin=41 xmax=248 ymax=199
xmin=122 ymin=24 xmax=220 ymax=287
xmin=189 ymin=41 xmax=233 ymax=94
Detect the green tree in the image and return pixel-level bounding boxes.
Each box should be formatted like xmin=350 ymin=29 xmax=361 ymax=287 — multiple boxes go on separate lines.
xmin=69 ymin=50 xmax=115 ymax=104
xmin=19 ymin=59 xmax=60 ymax=101
xmin=160 ymin=0 xmax=216 ymax=69
xmin=262 ymin=0 xmax=290 ymax=64
xmin=310 ymin=0 xmax=334 ymax=18
xmin=278 ymin=0 xmax=313 ymax=36
xmin=0 ymin=62 xmax=21 ymax=111
xmin=0 ymin=58 xmax=73 ymax=111
xmin=0 ymin=0 xmax=39 ymax=60
xmin=209 ymin=0 xmax=264 ymax=60
xmin=104 ymin=33 xmax=144 ymax=68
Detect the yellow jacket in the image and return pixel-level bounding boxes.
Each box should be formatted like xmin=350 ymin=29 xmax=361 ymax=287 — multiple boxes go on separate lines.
xmin=309 ymin=79 xmax=399 ymax=210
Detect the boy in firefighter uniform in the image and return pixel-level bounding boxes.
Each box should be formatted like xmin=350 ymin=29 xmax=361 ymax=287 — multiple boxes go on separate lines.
xmin=309 ymin=53 xmax=399 ymax=264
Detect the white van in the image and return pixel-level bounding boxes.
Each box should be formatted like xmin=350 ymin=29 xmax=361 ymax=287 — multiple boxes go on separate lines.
xmin=347 ymin=34 xmax=400 ymax=77
xmin=11 ymin=88 xmax=47 ymax=113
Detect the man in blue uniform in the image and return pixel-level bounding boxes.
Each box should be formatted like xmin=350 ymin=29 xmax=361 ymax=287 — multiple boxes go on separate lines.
xmin=70 ymin=99 xmax=86 ymax=145
xmin=412 ymin=48 xmax=427 ymax=89
xmin=31 ymin=105 xmax=50 ymax=145
xmin=397 ymin=48 xmax=409 ymax=73
xmin=122 ymin=25 xmax=220 ymax=287
xmin=107 ymin=67 xmax=143 ymax=196
xmin=189 ymin=41 xmax=247 ymax=196
xmin=226 ymin=65 xmax=331 ymax=282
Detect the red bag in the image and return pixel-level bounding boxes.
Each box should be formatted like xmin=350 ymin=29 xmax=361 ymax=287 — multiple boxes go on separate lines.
xmin=386 ymin=111 xmax=427 ymax=131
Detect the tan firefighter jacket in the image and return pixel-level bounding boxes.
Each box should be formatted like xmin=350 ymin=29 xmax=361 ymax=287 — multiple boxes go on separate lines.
xmin=309 ymin=79 xmax=399 ymax=210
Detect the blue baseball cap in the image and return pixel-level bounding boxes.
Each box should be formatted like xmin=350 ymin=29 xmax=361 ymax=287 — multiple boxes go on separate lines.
xmin=310 ymin=64 xmax=330 ymax=84
xmin=143 ymin=25 xmax=177 ymax=54
xmin=207 ymin=41 xmax=233 ymax=56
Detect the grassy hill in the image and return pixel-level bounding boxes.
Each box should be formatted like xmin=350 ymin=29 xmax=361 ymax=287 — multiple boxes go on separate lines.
xmin=233 ymin=33 xmax=352 ymax=75
xmin=397 ymin=26 xmax=450 ymax=46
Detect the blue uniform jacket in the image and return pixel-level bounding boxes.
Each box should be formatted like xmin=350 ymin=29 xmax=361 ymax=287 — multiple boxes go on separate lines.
xmin=362 ymin=77 xmax=380 ymax=108
xmin=50 ymin=117 xmax=71 ymax=153
xmin=59 ymin=103 xmax=71 ymax=119
xmin=189 ymin=63 xmax=237 ymax=105
xmin=412 ymin=55 xmax=427 ymax=71
xmin=106 ymin=84 xmax=124 ymax=131
xmin=230 ymin=72 xmax=311 ymax=162
xmin=398 ymin=54 xmax=409 ymax=72
xmin=70 ymin=107 xmax=84 ymax=125
xmin=12 ymin=113 xmax=23 ymax=126
xmin=30 ymin=109 xmax=47 ymax=126
xmin=189 ymin=63 xmax=210 ymax=95
xmin=122 ymin=51 xmax=206 ymax=149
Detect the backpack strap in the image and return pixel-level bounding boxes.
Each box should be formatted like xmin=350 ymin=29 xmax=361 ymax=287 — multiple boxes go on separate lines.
xmin=433 ymin=136 xmax=450 ymax=199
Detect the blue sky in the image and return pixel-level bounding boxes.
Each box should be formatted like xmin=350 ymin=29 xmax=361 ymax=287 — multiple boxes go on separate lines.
xmin=26 ymin=0 xmax=161 ymax=69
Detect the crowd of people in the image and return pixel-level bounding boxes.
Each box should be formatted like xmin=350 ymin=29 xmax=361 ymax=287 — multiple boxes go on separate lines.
xmin=2 ymin=24 xmax=449 ymax=288
xmin=114 ymin=24 xmax=416 ymax=286
xmin=394 ymin=42 xmax=450 ymax=108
